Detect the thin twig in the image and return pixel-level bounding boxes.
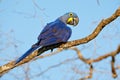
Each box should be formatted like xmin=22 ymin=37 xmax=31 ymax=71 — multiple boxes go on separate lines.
xmin=111 ymin=56 xmax=117 ymax=78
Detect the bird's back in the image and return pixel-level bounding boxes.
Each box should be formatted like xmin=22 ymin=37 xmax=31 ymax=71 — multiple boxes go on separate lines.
xmin=37 ymin=19 xmax=72 ymax=47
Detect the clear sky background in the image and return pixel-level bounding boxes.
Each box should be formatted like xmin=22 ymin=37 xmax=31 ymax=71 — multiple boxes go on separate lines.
xmin=0 ymin=0 xmax=120 ymax=80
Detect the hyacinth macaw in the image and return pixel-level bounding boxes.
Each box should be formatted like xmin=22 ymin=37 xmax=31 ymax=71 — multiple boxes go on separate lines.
xmin=15 ymin=12 xmax=79 ymax=64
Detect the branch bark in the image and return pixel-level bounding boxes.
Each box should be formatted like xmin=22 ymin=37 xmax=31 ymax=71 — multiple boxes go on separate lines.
xmin=0 ymin=7 xmax=120 ymax=77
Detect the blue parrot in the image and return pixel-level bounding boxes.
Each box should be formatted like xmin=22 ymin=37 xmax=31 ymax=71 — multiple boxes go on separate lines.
xmin=15 ymin=12 xmax=79 ymax=64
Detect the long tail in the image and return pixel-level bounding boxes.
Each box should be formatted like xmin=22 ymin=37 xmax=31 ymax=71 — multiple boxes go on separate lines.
xmin=15 ymin=46 xmax=40 ymax=64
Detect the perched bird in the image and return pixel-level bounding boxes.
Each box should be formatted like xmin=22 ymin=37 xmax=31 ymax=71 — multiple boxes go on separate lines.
xmin=15 ymin=12 xmax=79 ymax=64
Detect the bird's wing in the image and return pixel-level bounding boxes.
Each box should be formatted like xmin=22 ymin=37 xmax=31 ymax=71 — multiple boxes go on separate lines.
xmin=37 ymin=22 xmax=55 ymax=40
xmin=38 ymin=21 xmax=72 ymax=46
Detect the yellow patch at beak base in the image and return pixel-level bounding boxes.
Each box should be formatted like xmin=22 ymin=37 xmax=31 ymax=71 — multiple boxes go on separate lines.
xmin=67 ymin=17 xmax=73 ymax=24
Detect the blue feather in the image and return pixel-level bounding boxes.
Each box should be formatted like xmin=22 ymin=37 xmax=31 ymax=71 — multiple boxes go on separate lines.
xmin=38 ymin=19 xmax=72 ymax=46
xmin=15 ymin=46 xmax=40 ymax=64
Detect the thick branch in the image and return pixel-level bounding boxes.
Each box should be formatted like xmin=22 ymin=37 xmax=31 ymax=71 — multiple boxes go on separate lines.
xmin=59 ymin=7 xmax=120 ymax=48
xmin=0 ymin=7 xmax=120 ymax=76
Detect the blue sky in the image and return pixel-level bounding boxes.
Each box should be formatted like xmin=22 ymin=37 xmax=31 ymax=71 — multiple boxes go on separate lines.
xmin=0 ymin=0 xmax=120 ymax=80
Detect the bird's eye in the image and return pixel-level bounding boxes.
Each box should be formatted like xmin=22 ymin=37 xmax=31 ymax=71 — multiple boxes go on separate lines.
xmin=69 ymin=13 xmax=73 ymax=17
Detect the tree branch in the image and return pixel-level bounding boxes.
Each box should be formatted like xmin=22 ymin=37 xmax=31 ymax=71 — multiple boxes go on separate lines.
xmin=0 ymin=7 xmax=120 ymax=76
xmin=71 ymin=45 xmax=120 ymax=79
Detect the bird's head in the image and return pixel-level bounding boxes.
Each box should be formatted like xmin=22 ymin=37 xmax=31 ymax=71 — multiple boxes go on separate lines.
xmin=59 ymin=12 xmax=79 ymax=26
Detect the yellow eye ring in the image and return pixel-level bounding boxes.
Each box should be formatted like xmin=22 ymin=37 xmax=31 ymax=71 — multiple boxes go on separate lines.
xmin=69 ymin=13 xmax=73 ymax=17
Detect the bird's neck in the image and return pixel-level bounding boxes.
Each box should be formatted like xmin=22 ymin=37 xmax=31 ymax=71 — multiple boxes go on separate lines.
xmin=58 ymin=16 xmax=67 ymax=25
